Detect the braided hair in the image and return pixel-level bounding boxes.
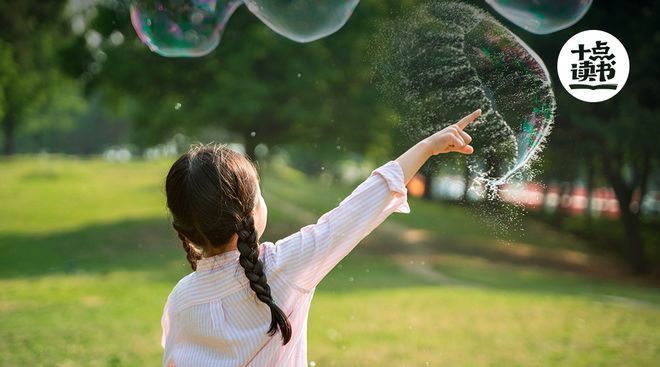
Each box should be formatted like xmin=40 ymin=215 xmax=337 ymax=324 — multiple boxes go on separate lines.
xmin=173 ymin=223 xmax=202 ymax=271
xmin=237 ymin=215 xmax=291 ymax=342
xmin=165 ymin=143 xmax=291 ymax=344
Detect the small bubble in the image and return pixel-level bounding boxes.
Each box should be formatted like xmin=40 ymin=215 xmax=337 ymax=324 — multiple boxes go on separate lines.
xmin=71 ymin=15 xmax=86 ymax=35
xmin=326 ymin=328 xmax=340 ymax=340
xmin=190 ymin=11 xmax=204 ymax=25
xmin=250 ymin=131 xmax=256 ymax=137
xmin=348 ymin=277 xmax=354 ymax=282
xmin=184 ymin=30 xmax=200 ymax=43
xmin=79 ymin=72 xmax=92 ymax=83
xmin=85 ymin=30 xmax=102 ymax=49
xmin=94 ymin=50 xmax=107 ymax=62
xmin=255 ymin=143 xmax=269 ymax=157
xmin=309 ymin=362 xmax=316 ymax=367
xmin=297 ymin=73 xmax=302 ymax=78
xmin=109 ymin=30 xmax=124 ymax=46
xmin=174 ymin=102 xmax=182 ymax=110
xmin=89 ymin=62 xmax=102 ymax=74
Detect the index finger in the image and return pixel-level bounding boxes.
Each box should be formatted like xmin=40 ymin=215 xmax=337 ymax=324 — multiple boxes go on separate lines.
xmin=455 ymin=109 xmax=482 ymax=130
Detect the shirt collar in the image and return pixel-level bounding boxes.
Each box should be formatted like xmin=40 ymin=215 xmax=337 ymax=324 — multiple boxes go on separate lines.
xmin=195 ymin=249 xmax=240 ymax=271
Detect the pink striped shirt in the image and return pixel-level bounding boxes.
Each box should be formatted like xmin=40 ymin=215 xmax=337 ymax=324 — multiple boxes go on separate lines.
xmin=161 ymin=161 xmax=410 ymax=367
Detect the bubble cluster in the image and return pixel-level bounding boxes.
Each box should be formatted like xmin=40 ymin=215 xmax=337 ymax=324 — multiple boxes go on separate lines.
xmin=486 ymin=0 xmax=592 ymax=35
xmin=243 ymin=0 xmax=360 ymax=43
xmin=130 ymin=0 xmax=242 ymax=57
xmin=130 ymin=0 xmax=360 ymax=56
xmin=372 ymin=0 xmax=555 ymax=187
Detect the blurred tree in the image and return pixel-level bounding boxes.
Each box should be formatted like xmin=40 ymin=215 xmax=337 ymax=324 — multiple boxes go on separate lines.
xmin=0 ymin=0 xmax=84 ymax=155
xmin=5 ymin=0 xmax=652 ymax=271
xmin=519 ymin=0 xmax=660 ymax=274
xmin=84 ymin=0 xmax=413 ymax=165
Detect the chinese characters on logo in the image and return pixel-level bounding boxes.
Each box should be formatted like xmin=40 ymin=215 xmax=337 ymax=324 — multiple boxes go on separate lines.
xmin=569 ymin=41 xmax=617 ymax=90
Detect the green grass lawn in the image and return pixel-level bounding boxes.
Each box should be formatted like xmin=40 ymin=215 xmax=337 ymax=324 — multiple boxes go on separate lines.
xmin=1 ymin=156 xmax=658 ymax=366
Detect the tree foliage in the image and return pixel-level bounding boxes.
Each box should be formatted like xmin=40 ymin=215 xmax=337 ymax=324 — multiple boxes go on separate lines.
xmin=0 ymin=0 xmax=84 ymax=155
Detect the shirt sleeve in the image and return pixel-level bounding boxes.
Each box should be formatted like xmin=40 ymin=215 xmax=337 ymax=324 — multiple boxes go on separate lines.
xmin=263 ymin=160 xmax=410 ymax=292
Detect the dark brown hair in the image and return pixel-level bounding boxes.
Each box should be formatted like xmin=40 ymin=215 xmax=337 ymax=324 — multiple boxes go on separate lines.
xmin=165 ymin=143 xmax=291 ymax=344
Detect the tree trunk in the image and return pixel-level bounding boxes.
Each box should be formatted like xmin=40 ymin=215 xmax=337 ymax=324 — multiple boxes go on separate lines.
xmin=244 ymin=132 xmax=258 ymax=162
xmin=462 ymin=162 xmax=471 ymax=203
xmin=2 ymin=114 xmax=16 ymax=156
xmin=618 ymin=205 xmax=648 ymax=274
xmin=602 ymin=150 xmax=651 ymax=275
xmin=552 ymin=182 xmax=571 ymax=227
xmin=584 ymin=154 xmax=595 ymax=228
xmin=422 ymin=173 xmax=433 ymax=200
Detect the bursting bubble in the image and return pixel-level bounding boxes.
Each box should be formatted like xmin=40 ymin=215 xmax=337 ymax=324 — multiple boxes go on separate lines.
xmin=373 ymin=1 xmax=555 ymax=186
xmin=243 ymin=0 xmax=360 ymax=43
xmin=486 ymin=0 xmax=592 ymax=35
xmin=130 ymin=0 xmax=242 ymax=57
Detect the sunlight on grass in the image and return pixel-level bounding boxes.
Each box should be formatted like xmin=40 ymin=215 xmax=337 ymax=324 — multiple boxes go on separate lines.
xmin=0 ymin=156 xmax=172 ymax=234
xmin=1 ymin=156 xmax=658 ymax=366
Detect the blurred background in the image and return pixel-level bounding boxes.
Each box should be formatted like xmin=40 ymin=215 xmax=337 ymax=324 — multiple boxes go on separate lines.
xmin=0 ymin=0 xmax=658 ymax=366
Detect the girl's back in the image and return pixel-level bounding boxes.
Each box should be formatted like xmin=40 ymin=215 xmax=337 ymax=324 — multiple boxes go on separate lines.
xmin=162 ymin=111 xmax=479 ymax=366
xmin=162 ymin=246 xmax=310 ymax=366
xmin=163 ymin=151 xmax=408 ymax=366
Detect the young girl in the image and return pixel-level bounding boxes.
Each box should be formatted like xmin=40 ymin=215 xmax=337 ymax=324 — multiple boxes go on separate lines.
xmin=162 ymin=109 xmax=481 ymax=366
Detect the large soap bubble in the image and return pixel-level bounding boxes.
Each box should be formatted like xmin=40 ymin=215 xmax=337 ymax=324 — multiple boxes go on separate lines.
xmin=130 ymin=0 xmax=242 ymax=57
xmin=243 ymin=0 xmax=360 ymax=43
xmin=373 ymin=0 xmax=555 ymax=186
xmin=486 ymin=0 xmax=592 ymax=35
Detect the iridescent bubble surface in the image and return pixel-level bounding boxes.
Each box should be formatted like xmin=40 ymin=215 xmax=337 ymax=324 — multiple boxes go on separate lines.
xmin=130 ymin=0 xmax=242 ymax=57
xmin=243 ymin=0 xmax=360 ymax=43
xmin=373 ymin=1 xmax=555 ymax=185
xmin=486 ymin=0 xmax=592 ymax=35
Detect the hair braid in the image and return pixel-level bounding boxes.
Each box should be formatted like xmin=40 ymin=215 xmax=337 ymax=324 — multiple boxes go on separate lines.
xmin=173 ymin=223 xmax=202 ymax=271
xmin=236 ymin=215 xmax=292 ymax=345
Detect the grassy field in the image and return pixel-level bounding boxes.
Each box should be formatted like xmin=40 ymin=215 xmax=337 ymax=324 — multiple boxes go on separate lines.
xmin=0 ymin=156 xmax=658 ymax=366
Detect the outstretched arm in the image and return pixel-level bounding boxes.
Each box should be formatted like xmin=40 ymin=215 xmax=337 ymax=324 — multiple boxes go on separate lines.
xmin=264 ymin=109 xmax=481 ymax=291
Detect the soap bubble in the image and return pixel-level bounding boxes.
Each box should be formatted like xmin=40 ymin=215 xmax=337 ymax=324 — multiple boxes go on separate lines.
xmin=109 ymin=30 xmax=125 ymax=46
xmin=130 ymin=0 xmax=242 ymax=57
xmin=486 ymin=0 xmax=592 ymax=35
xmin=373 ymin=1 xmax=555 ymax=187
xmin=243 ymin=0 xmax=360 ymax=43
